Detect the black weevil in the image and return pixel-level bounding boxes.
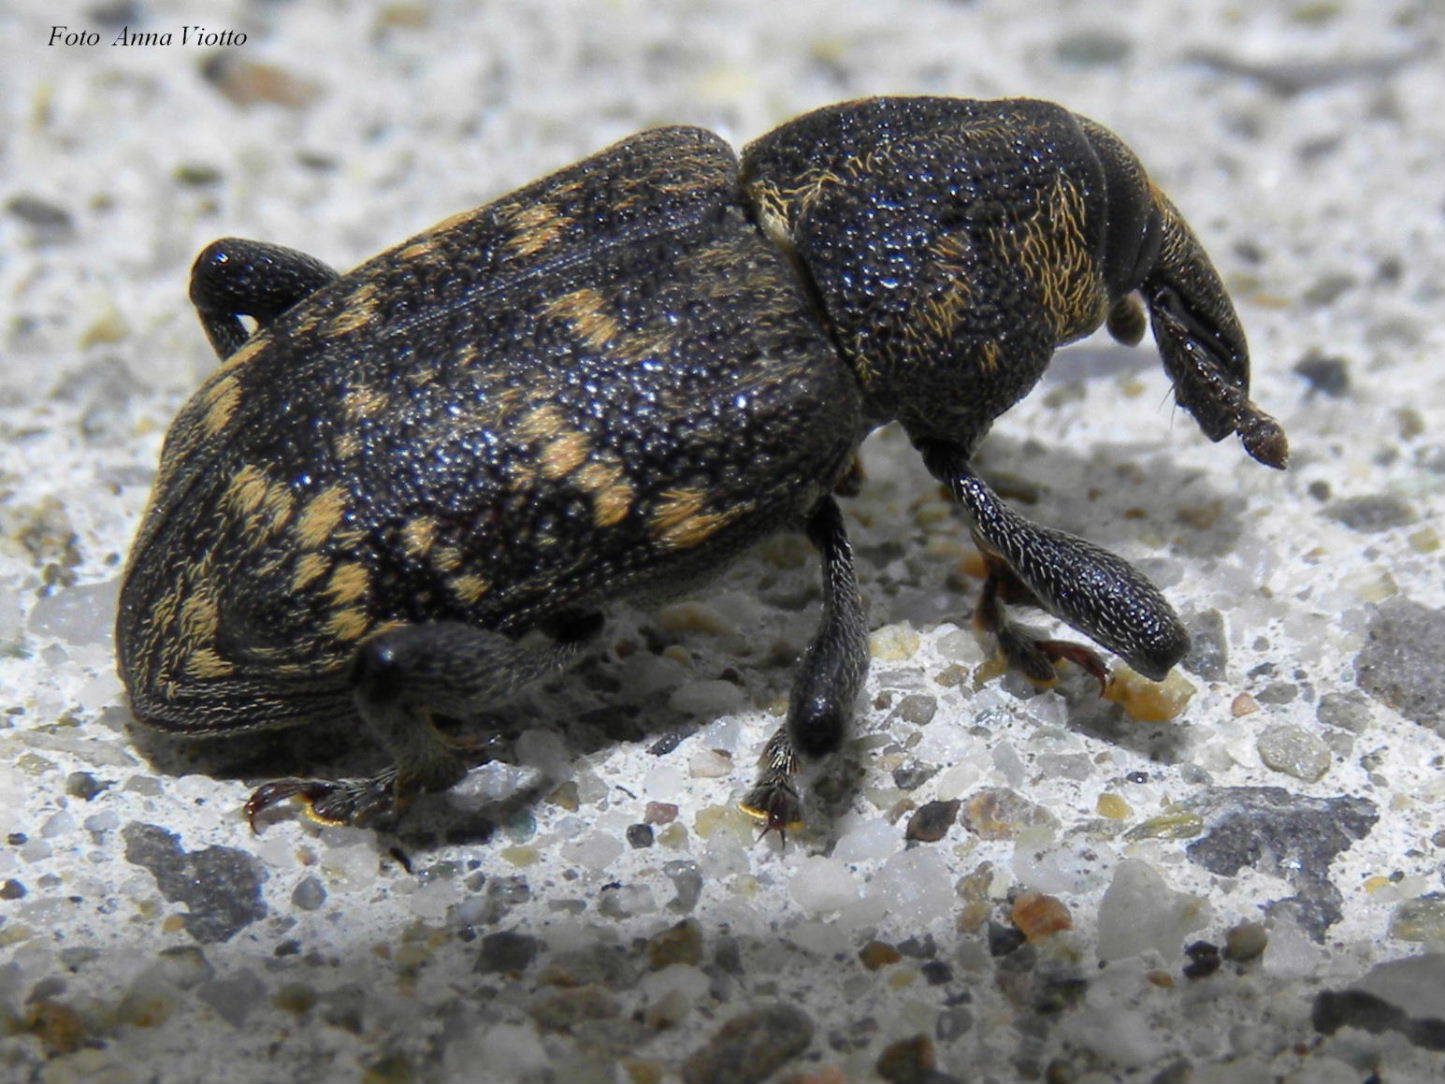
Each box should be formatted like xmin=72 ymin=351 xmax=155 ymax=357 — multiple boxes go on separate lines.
xmin=116 ymin=97 xmax=1287 ymax=831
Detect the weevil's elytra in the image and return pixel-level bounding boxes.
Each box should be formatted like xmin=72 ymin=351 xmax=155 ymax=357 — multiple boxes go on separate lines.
xmin=117 ymin=97 xmax=1287 ymax=831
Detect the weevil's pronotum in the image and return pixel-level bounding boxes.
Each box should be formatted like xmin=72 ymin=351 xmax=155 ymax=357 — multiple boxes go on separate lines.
xmin=116 ymin=97 xmax=1287 ymax=831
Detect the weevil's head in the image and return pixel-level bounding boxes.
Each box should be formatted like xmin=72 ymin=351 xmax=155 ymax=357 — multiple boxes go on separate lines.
xmin=1080 ymin=117 xmax=1288 ymax=469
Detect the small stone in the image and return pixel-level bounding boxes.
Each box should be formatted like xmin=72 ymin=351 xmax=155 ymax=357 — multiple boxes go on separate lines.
xmin=200 ymin=55 xmax=322 ymax=109
xmin=1097 ymin=860 xmax=1208 ymax=962
xmin=1257 ymin=725 xmax=1331 ymax=782
xmin=870 ymin=622 xmax=921 ymax=662
xmin=905 ymin=799 xmax=960 ymax=842
xmin=1183 ymin=940 xmax=1222 ymax=979
xmin=1096 ymin=793 xmax=1131 ymax=820
xmin=1231 ymin=693 xmax=1260 ymax=717
xmin=1388 ymin=896 xmax=1445 ymax=942
xmin=626 ymin=824 xmax=654 ymax=848
xmin=477 ymin=930 xmax=541 ymax=974
xmin=987 ymin=918 xmax=1028 ymax=957
xmin=1255 ymin=681 xmax=1299 ymax=705
xmin=1293 ymin=352 xmax=1350 ymax=397
xmin=859 ymin=941 xmax=903 ymax=970
xmin=1124 ymin=812 xmax=1204 ymax=841
xmin=1105 ymin=667 xmax=1196 ymax=722
xmin=18 ymin=1001 xmax=87 ymax=1054
xmin=648 ymin=918 xmax=704 ymax=969
xmin=1012 ymin=893 xmax=1072 ymax=942
xmin=664 ymin=860 xmax=703 ymax=914
xmin=7 ymin=195 xmax=75 ymax=244
xmin=529 ymin=985 xmax=622 ymax=1031
xmin=961 ymin=787 xmax=1059 ymax=840
xmin=0 ymin=878 xmax=25 ymax=899
xmin=65 ymin=771 xmax=106 ymax=800
xmin=1224 ymin=921 xmax=1269 ymax=962
xmin=921 ymin=960 xmax=953 ymax=986
xmin=1326 ymin=494 xmax=1416 ymax=533
xmin=893 ymin=693 xmax=938 ymax=726
xmin=1181 ymin=609 xmax=1228 ymax=681
xmin=1316 ymin=692 xmax=1370 ymax=732
xmin=547 ymin=780 xmax=580 ymax=811
xmin=681 ymin=1003 xmax=814 ymax=1084
xmin=1185 ymin=787 xmax=1378 ymax=942
xmin=1356 ymin=598 xmax=1445 ymax=736
xmin=875 ymin=1034 xmax=936 ymax=1083
xmin=290 ymin=875 xmax=326 ymax=911
xmin=645 ymin=802 xmax=678 ymax=825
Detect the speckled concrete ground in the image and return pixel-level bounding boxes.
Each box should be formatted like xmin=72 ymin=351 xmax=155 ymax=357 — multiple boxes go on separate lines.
xmin=3 ymin=1 xmax=1445 ymax=1082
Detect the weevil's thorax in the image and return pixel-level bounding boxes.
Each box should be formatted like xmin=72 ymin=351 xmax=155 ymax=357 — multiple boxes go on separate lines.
xmin=742 ymin=97 xmax=1136 ymax=447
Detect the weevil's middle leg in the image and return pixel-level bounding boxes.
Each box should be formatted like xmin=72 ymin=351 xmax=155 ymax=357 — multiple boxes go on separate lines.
xmin=741 ymin=496 xmax=868 ymax=835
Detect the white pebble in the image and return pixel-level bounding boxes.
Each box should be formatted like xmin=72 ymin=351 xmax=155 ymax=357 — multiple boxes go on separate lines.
xmin=789 ymin=854 xmax=861 ymax=915
xmin=832 ymin=816 xmax=897 ymax=864
xmin=1096 ymin=859 xmax=1209 ymax=962
xmin=865 ymin=848 xmax=953 ymax=927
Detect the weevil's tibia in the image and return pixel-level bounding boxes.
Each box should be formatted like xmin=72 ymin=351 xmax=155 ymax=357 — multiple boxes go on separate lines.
xmin=741 ymin=496 xmax=868 ymax=835
xmin=921 ymin=443 xmax=1189 ymax=683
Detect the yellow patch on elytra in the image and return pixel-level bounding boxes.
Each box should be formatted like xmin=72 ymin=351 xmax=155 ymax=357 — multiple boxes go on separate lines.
xmin=223 ymin=464 xmax=271 ymax=517
xmin=342 ymin=382 xmax=389 ymax=421
xmin=295 ymin=485 xmax=349 ymax=550
xmin=200 ymin=375 xmax=242 ymax=437
xmin=575 ymin=460 xmax=633 ymax=527
xmin=612 ymin=325 xmax=678 ymax=365
xmin=431 ymin=545 xmax=464 ymax=573
xmin=505 ymin=202 xmax=570 ymax=258
xmin=396 ymin=236 xmax=439 ymax=263
xmin=291 ymin=552 xmax=330 ymax=592
xmin=540 ymin=430 xmax=590 ymax=480
xmin=333 ymin=429 xmax=363 ymax=460
xmin=649 ymin=488 xmax=744 ymax=550
xmin=515 ymin=403 xmax=567 ymax=443
xmin=178 ymin=590 xmax=220 ymax=643
xmin=451 ymin=573 xmax=491 ymax=605
xmin=593 ymin=481 xmax=635 ymax=527
xmin=324 ymin=608 xmax=371 ymax=642
xmin=258 ymin=478 xmax=295 ymax=536
xmin=401 ymin=516 xmax=437 ymax=559
xmin=185 ymin=647 xmax=235 ymax=679
xmin=979 ymin=340 xmax=1002 ymax=373
xmin=325 ymin=561 xmax=370 ymax=606
xmin=325 ymin=282 xmax=381 ymax=338
xmin=650 ymin=488 xmax=707 ymax=531
xmin=657 ymin=509 xmax=741 ymax=550
xmin=543 ymin=287 xmax=620 ymax=351
xmin=217 ymin=331 xmax=270 ymax=374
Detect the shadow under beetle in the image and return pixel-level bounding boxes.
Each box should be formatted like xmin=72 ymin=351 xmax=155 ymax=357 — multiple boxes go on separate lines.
xmin=116 ymin=97 xmax=1288 ymax=831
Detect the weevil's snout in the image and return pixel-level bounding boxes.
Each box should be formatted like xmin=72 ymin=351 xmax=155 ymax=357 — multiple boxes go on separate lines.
xmin=1141 ymin=197 xmax=1288 ymax=470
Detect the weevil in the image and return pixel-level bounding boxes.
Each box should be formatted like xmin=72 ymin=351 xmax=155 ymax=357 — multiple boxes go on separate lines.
xmin=116 ymin=97 xmax=1287 ymax=831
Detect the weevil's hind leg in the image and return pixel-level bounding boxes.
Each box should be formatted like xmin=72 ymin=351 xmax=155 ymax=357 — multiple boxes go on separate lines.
xmin=741 ymin=497 xmax=868 ymax=836
xmin=920 ymin=443 xmax=1188 ymax=684
xmin=246 ymin=615 xmax=602 ymax=829
xmin=190 ymin=238 xmax=339 ymax=359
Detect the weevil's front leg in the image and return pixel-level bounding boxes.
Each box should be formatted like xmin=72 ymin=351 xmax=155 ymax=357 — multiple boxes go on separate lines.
xmin=920 ymin=442 xmax=1188 ymax=684
xmin=741 ymin=497 xmax=868 ymax=836
xmin=190 ymin=238 xmax=340 ymax=359
xmin=246 ymin=615 xmax=602 ymax=829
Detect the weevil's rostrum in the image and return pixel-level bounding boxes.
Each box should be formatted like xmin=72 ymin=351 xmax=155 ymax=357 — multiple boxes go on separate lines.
xmin=117 ymin=97 xmax=1287 ymax=830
